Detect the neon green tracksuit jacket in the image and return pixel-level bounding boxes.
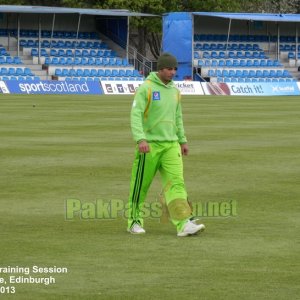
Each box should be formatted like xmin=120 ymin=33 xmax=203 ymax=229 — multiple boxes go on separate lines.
xmin=131 ymin=72 xmax=187 ymax=144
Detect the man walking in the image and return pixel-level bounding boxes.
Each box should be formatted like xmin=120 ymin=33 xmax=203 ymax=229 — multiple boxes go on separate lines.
xmin=127 ymin=53 xmax=205 ymax=237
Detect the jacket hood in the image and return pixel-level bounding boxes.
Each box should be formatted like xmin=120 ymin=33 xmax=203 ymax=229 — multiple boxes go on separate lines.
xmin=146 ymin=72 xmax=176 ymax=88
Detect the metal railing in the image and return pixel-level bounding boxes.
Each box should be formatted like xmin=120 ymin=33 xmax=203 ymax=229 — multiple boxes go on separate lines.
xmin=127 ymin=45 xmax=155 ymax=77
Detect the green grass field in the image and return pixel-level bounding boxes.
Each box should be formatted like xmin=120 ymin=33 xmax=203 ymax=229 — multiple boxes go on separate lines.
xmin=0 ymin=94 xmax=299 ymax=299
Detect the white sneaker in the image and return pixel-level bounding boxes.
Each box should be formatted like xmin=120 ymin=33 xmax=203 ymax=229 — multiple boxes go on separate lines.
xmin=177 ymin=220 xmax=205 ymax=237
xmin=127 ymin=223 xmax=146 ymax=234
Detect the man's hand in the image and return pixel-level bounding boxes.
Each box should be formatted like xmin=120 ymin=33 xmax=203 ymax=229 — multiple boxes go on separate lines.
xmin=138 ymin=140 xmax=150 ymax=153
xmin=180 ymin=143 xmax=189 ymax=156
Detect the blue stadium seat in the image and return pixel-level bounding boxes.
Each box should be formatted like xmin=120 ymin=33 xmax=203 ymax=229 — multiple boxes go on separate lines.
xmin=62 ymin=69 xmax=69 ymax=77
xmin=59 ymin=57 xmax=67 ymax=65
xmin=226 ymin=60 xmax=233 ymax=67
xmin=0 ymin=67 xmax=8 ymax=75
xmin=260 ymin=59 xmax=267 ymax=67
xmin=111 ymin=69 xmax=119 ymax=77
xmin=253 ymin=59 xmax=259 ymax=67
xmin=211 ymin=60 xmax=218 ymax=67
xmin=82 ymin=50 xmax=89 ymax=57
xmin=97 ymin=69 xmax=105 ymax=77
xmin=57 ymin=49 xmax=65 ymax=56
xmin=68 ymin=69 xmax=76 ymax=77
xmin=74 ymin=57 xmax=81 ymax=65
xmin=269 ymin=70 xmax=276 ymax=77
xmin=90 ymin=50 xmax=97 ymax=57
xmin=239 ymin=59 xmax=246 ymax=67
xmin=6 ymin=57 xmax=14 ymax=64
xmin=81 ymin=58 xmax=88 ymax=65
xmin=95 ymin=58 xmax=103 ymax=66
xmin=198 ymin=59 xmax=204 ymax=66
xmin=50 ymin=49 xmax=58 ymax=56
xmin=194 ymin=52 xmax=200 ymax=59
xmin=16 ymin=67 xmax=24 ymax=76
xmin=262 ymin=70 xmax=270 ymax=77
xmin=235 ymin=70 xmax=242 ymax=77
xmin=65 ymin=57 xmax=73 ymax=65
xmin=83 ymin=69 xmax=90 ymax=77
xmin=66 ymin=49 xmax=73 ymax=57
xmin=232 ymin=59 xmax=239 ymax=67
xmin=31 ymin=49 xmax=38 ymax=56
xmin=222 ymin=70 xmax=229 ymax=77
xmin=51 ymin=57 xmax=59 ymax=65
xmin=249 ymin=70 xmax=256 ymax=77
xmin=96 ymin=50 xmax=105 ymax=57
xmin=119 ymin=69 xmax=126 ymax=77
xmin=276 ymin=70 xmax=283 ymax=77
xmin=88 ymin=58 xmax=95 ymax=65
xmin=256 ymin=70 xmax=263 ymax=78
xmin=102 ymin=58 xmax=110 ymax=66
xmin=283 ymin=70 xmax=290 ymax=77
xmin=133 ymin=70 xmax=142 ymax=77
xmin=24 ymin=68 xmax=33 ymax=76
xmin=44 ymin=57 xmax=51 ymax=65
xmin=76 ymin=69 xmax=84 ymax=77
xmin=208 ymin=69 xmax=215 ymax=77
xmin=246 ymin=60 xmax=253 ymax=67
xmin=242 ymin=70 xmax=249 ymax=77
xmin=90 ymin=69 xmax=98 ymax=77
xmin=105 ymin=69 xmax=112 ymax=77
xmin=8 ymin=68 xmax=16 ymax=76
xmin=13 ymin=56 xmax=22 ymax=64
xmin=41 ymin=49 xmax=48 ymax=57
xmin=115 ymin=58 xmax=123 ymax=66
xmin=75 ymin=50 xmax=82 ymax=57
xmin=229 ymin=70 xmax=235 ymax=77
xmin=55 ymin=69 xmax=62 ymax=76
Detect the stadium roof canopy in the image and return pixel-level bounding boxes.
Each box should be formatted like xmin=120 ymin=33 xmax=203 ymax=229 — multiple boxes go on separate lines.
xmin=0 ymin=5 xmax=157 ymax=17
xmin=192 ymin=12 xmax=300 ymax=23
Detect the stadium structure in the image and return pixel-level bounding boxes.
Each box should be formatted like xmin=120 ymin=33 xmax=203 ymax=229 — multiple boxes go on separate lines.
xmin=1 ymin=6 xmax=300 ymax=95
xmin=162 ymin=12 xmax=300 ymax=82
xmin=0 ymin=5 xmax=156 ymax=82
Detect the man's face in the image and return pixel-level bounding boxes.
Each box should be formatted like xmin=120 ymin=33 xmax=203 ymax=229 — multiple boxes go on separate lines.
xmin=158 ymin=67 xmax=177 ymax=84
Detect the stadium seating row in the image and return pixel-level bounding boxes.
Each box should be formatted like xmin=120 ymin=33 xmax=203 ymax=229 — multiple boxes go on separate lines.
xmin=207 ymin=69 xmax=291 ymax=78
xmin=197 ymin=59 xmax=281 ymax=67
xmin=0 ymin=56 xmax=23 ymax=64
xmin=287 ymin=52 xmax=300 ymax=59
xmin=0 ymin=76 xmax=40 ymax=80
xmin=31 ymin=48 xmax=115 ymax=58
xmin=0 ymin=67 xmax=34 ymax=76
xmin=195 ymin=51 xmax=267 ymax=59
xmin=20 ymin=40 xmax=107 ymax=49
xmin=279 ymin=44 xmax=300 ymax=52
xmin=0 ymin=29 xmax=98 ymax=39
xmin=194 ymin=43 xmax=261 ymax=51
xmin=44 ymin=57 xmax=131 ymax=67
xmin=215 ymin=77 xmax=296 ymax=83
xmin=61 ymin=77 xmax=143 ymax=81
xmin=54 ymin=68 xmax=142 ymax=78
xmin=194 ymin=34 xmax=300 ymax=43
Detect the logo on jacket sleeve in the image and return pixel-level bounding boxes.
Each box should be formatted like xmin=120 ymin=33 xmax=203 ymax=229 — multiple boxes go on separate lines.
xmin=152 ymin=91 xmax=161 ymax=100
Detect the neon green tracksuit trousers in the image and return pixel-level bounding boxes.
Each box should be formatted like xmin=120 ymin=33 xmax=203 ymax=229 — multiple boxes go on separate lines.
xmin=128 ymin=141 xmax=192 ymax=232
